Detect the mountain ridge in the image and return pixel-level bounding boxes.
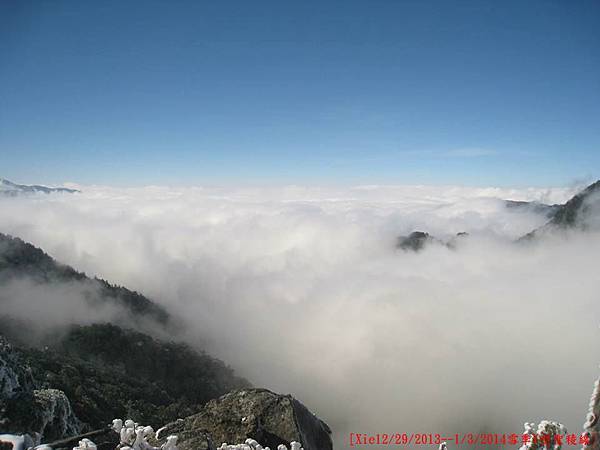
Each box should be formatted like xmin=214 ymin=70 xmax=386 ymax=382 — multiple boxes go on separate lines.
xmin=519 ymin=180 xmax=600 ymax=240
xmin=0 ymin=178 xmax=80 ymax=196
xmin=396 ymin=180 xmax=600 ymax=250
xmin=0 ymin=233 xmax=170 ymax=327
xmin=0 ymin=234 xmax=251 ymax=440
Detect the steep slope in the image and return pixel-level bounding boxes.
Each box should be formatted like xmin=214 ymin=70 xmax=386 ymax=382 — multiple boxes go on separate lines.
xmin=0 ymin=233 xmax=169 ymax=326
xmin=520 ymin=180 xmax=600 ymax=240
xmin=545 ymin=180 xmax=600 ymax=228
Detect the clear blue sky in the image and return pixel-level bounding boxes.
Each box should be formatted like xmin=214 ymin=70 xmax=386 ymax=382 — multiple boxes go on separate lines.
xmin=1 ymin=0 xmax=599 ymax=186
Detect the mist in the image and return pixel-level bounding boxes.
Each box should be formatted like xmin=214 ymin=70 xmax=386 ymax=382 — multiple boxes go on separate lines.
xmin=0 ymin=183 xmax=598 ymax=449
xmin=0 ymin=274 xmax=174 ymax=347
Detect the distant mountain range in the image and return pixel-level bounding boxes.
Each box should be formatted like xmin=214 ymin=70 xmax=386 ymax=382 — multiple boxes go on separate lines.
xmin=1 ymin=178 xmax=596 ymax=447
xmin=397 ymin=180 xmax=600 ymax=250
xmin=0 ymin=178 xmax=80 ymax=195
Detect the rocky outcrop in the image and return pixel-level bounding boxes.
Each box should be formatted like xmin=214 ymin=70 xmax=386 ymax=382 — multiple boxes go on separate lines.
xmin=30 ymin=389 xmax=82 ymax=441
xmin=3 ymin=388 xmax=82 ymax=442
xmin=150 ymin=389 xmax=332 ymax=450
xmin=397 ymin=231 xmax=436 ymax=251
xmin=397 ymin=231 xmax=468 ymax=252
xmin=1 ymin=337 xmax=81 ymax=443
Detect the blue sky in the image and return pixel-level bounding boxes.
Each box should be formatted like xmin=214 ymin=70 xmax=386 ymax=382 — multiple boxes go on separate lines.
xmin=1 ymin=0 xmax=599 ymax=186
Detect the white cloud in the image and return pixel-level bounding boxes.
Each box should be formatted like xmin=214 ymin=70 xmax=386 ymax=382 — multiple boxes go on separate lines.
xmin=0 ymin=183 xmax=595 ymax=449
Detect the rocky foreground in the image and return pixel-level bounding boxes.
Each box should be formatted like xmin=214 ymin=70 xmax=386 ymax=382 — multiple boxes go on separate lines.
xmin=145 ymin=389 xmax=332 ymax=450
xmin=0 ymin=231 xmax=333 ymax=449
xmin=0 ymin=388 xmax=332 ymax=450
xmin=0 ymin=333 xmax=332 ymax=450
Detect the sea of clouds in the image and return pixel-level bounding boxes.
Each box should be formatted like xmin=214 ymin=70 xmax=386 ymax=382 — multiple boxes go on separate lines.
xmin=1 ymin=183 xmax=599 ymax=449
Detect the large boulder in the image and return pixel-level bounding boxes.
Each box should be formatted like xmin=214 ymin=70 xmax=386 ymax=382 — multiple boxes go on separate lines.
xmin=150 ymin=389 xmax=332 ymax=450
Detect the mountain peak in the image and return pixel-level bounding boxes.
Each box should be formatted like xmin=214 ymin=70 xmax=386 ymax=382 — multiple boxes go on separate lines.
xmin=545 ymin=179 xmax=600 ymax=229
xmin=519 ymin=180 xmax=600 ymax=240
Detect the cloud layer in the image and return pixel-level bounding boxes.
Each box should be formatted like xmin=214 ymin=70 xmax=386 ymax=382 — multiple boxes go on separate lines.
xmin=0 ymin=183 xmax=597 ymax=449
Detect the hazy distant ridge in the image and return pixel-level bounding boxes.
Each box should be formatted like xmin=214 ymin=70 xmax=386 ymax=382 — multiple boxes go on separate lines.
xmin=0 ymin=178 xmax=80 ymax=195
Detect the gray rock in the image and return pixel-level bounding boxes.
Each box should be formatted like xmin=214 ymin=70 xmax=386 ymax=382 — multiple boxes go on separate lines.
xmin=30 ymin=389 xmax=82 ymax=441
xmin=150 ymin=389 xmax=332 ymax=450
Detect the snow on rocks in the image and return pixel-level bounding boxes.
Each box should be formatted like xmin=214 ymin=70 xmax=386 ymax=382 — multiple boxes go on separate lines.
xmin=72 ymin=438 xmax=97 ymax=450
xmin=110 ymin=418 xmax=177 ymax=450
xmin=216 ymin=438 xmax=304 ymax=450
xmin=583 ymin=378 xmax=600 ymax=450
xmin=519 ymin=420 xmax=566 ymax=450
